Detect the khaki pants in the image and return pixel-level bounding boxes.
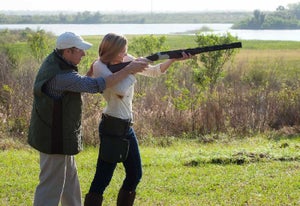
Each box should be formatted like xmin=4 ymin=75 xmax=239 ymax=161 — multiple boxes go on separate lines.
xmin=33 ymin=152 xmax=81 ymax=206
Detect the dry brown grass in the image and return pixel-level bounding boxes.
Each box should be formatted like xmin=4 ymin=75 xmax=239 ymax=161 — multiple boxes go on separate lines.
xmin=1 ymin=48 xmax=300 ymax=145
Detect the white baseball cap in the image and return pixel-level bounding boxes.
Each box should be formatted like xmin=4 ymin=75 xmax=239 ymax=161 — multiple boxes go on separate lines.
xmin=56 ymin=32 xmax=92 ymax=50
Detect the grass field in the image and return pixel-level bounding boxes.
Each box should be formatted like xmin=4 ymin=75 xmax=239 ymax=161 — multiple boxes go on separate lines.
xmin=1 ymin=135 xmax=299 ymax=205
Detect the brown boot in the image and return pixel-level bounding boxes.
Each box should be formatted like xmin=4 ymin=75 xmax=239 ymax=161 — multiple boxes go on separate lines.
xmin=117 ymin=189 xmax=136 ymax=206
xmin=84 ymin=192 xmax=103 ymax=206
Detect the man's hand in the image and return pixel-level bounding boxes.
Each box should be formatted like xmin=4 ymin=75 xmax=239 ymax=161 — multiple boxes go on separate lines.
xmin=125 ymin=58 xmax=149 ymax=74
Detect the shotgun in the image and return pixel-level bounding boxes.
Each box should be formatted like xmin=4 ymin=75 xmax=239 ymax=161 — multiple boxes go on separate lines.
xmin=108 ymin=42 xmax=242 ymax=73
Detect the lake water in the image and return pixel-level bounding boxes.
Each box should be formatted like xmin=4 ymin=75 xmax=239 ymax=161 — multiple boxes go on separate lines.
xmin=1 ymin=23 xmax=300 ymax=41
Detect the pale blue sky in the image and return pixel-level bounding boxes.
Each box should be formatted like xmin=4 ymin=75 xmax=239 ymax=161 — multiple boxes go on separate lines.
xmin=1 ymin=0 xmax=299 ymax=12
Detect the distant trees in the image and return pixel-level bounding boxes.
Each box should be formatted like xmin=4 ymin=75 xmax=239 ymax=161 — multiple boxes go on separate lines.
xmin=232 ymin=2 xmax=300 ymax=29
xmin=0 ymin=11 xmax=104 ymax=24
xmin=0 ymin=11 xmax=249 ymax=24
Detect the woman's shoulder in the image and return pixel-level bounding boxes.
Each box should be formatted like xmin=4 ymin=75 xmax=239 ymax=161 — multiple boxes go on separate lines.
xmin=93 ymin=59 xmax=107 ymax=69
xmin=93 ymin=59 xmax=112 ymax=77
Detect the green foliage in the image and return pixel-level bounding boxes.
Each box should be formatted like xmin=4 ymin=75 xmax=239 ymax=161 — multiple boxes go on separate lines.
xmin=1 ymin=46 xmax=20 ymax=71
xmin=8 ymin=117 xmax=27 ymax=135
xmin=0 ymin=28 xmax=31 ymax=45
xmin=128 ymin=35 xmax=167 ymax=57
xmin=0 ymin=85 xmax=13 ymax=132
xmin=288 ymin=2 xmax=300 ymax=18
xmin=164 ymin=32 xmax=241 ymax=133
xmin=0 ymin=12 xmax=250 ymax=24
xmin=263 ymin=12 xmax=299 ymax=29
xmin=243 ymin=67 xmax=269 ymax=88
xmin=0 ymin=28 xmax=55 ymax=65
xmin=128 ymin=35 xmax=168 ymax=101
xmin=0 ymin=84 xmax=13 ymax=105
xmin=194 ymin=32 xmax=239 ymax=88
xmin=233 ymin=2 xmax=300 ymax=29
xmin=165 ymin=61 xmax=203 ymax=111
xmin=27 ymin=29 xmax=53 ymax=62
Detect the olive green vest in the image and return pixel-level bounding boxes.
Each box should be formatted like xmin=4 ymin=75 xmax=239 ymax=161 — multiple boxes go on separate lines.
xmin=28 ymin=51 xmax=83 ymax=155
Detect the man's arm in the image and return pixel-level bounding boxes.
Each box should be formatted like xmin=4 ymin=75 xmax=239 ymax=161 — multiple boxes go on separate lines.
xmin=49 ymin=72 xmax=105 ymax=95
xmin=46 ymin=59 xmax=148 ymax=97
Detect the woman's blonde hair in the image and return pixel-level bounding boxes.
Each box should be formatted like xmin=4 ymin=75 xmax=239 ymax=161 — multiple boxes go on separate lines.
xmin=98 ymin=33 xmax=127 ymax=65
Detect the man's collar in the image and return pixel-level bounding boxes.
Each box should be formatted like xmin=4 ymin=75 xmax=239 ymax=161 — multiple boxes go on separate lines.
xmin=53 ymin=49 xmax=78 ymax=71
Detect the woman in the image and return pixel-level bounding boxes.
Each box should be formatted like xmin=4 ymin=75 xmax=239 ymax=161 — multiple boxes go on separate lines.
xmin=84 ymin=33 xmax=191 ymax=206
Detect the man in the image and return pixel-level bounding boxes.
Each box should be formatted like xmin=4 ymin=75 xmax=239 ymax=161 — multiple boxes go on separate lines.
xmin=28 ymin=32 xmax=148 ymax=206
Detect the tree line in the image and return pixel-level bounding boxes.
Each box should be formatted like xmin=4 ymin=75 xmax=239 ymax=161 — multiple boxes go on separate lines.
xmin=233 ymin=2 xmax=300 ymax=29
xmin=0 ymin=11 xmax=249 ymax=24
xmin=2 ymin=2 xmax=300 ymax=29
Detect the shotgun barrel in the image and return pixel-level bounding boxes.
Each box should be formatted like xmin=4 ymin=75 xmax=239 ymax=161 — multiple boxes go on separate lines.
xmin=108 ymin=42 xmax=242 ymax=73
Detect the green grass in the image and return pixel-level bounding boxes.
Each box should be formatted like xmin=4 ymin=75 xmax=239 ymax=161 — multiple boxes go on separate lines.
xmin=7 ymin=34 xmax=300 ymax=67
xmin=239 ymin=40 xmax=300 ymax=50
xmin=1 ymin=136 xmax=300 ymax=205
xmin=83 ymin=35 xmax=300 ymax=51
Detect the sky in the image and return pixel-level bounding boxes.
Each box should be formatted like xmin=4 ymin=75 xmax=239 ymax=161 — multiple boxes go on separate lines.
xmin=1 ymin=0 xmax=300 ymax=13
